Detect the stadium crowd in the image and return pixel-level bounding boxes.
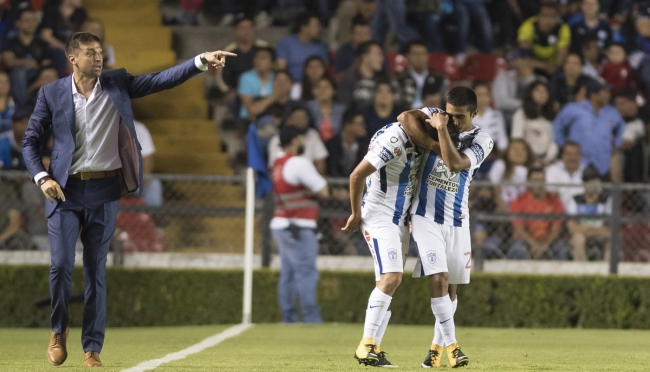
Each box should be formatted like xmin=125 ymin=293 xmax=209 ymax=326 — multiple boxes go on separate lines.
xmin=1 ymin=0 xmax=650 ymax=261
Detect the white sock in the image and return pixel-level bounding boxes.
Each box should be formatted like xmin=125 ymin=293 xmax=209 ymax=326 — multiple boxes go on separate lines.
xmin=374 ymin=310 xmax=392 ymax=348
xmin=431 ymin=295 xmax=457 ymax=346
xmin=432 ymin=297 xmax=457 ymax=346
xmin=362 ymin=288 xmax=392 ymax=339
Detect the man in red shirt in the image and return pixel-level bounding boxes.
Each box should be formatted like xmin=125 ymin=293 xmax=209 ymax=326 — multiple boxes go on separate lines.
xmin=508 ymin=167 xmax=569 ymax=259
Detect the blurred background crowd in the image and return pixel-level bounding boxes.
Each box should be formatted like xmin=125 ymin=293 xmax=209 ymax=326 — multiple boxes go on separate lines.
xmin=1 ymin=0 xmax=650 ymax=264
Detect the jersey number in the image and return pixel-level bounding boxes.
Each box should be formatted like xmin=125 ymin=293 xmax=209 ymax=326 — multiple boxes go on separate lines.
xmin=464 ymin=252 xmax=472 ymax=269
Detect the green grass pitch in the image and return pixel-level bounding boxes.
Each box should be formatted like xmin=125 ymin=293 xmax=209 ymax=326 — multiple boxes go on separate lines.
xmin=1 ymin=324 xmax=649 ymax=371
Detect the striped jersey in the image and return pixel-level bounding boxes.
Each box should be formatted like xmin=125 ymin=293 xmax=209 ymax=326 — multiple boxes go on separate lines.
xmin=412 ymin=126 xmax=493 ymax=227
xmin=362 ymin=122 xmax=424 ymax=226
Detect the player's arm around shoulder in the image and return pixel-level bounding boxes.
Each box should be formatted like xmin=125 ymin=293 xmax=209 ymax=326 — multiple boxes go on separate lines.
xmin=397 ymin=109 xmax=439 ymax=152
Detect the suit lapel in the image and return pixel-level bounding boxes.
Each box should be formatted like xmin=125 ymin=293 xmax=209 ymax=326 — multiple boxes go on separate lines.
xmin=60 ymin=75 xmax=75 ymax=138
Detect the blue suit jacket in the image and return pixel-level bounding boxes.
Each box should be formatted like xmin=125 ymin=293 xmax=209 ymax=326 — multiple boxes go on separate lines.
xmin=22 ymin=58 xmax=203 ymax=216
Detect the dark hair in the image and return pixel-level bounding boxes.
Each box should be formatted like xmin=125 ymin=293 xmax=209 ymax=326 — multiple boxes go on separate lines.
xmin=608 ymin=42 xmax=628 ymax=55
xmin=522 ymin=81 xmax=556 ymax=121
xmin=527 ymin=166 xmax=546 ymax=180
xmin=65 ymin=32 xmax=101 ymax=56
xmin=614 ymin=87 xmax=637 ymax=101
xmin=374 ymin=79 xmax=394 ymax=93
xmin=406 ymin=39 xmax=428 ymax=53
xmin=472 ymin=80 xmax=490 ymax=91
xmin=566 ymin=52 xmax=584 ymax=66
xmin=283 ymin=105 xmax=314 ymax=129
xmin=291 ymin=11 xmax=318 ymax=34
xmin=504 ymin=139 xmax=534 ymax=180
xmin=279 ymin=126 xmax=305 ymax=147
xmin=299 ymin=56 xmax=327 ymax=101
xmin=16 ymin=7 xmax=35 ymax=20
xmin=274 ymin=69 xmax=293 ymax=83
xmin=254 ymin=46 xmax=276 ymax=62
xmin=316 ymin=76 xmax=337 ymax=101
xmin=539 ymin=0 xmax=558 ymax=13
xmin=233 ymin=14 xmax=254 ymax=27
xmin=357 ymin=40 xmax=381 ymax=58
xmin=562 ymin=140 xmax=581 ymax=155
xmin=582 ymin=163 xmax=602 ymax=182
xmin=446 ymin=86 xmax=477 ymax=113
xmin=351 ymin=16 xmax=370 ymax=30
xmin=342 ymin=107 xmax=362 ymax=126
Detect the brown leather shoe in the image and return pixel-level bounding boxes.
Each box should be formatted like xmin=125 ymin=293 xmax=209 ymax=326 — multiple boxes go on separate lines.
xmin=46 ymin=328 xmax=69 ymax=365
xmin=83 ymin=351 xmax=102 ymax=367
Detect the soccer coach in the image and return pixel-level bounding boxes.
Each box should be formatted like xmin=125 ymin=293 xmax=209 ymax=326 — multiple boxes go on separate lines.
xmin=22 ymin=32 xmax=235 ymax=367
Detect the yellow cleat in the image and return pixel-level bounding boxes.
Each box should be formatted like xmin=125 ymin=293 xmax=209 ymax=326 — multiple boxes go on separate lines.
xmin=354 ymin=342 xmax=379 ymax=366
xmin=421 ymin=344 xmax=444 ymax=368
xmin=446 ymin=343 xmax=469 ymax=368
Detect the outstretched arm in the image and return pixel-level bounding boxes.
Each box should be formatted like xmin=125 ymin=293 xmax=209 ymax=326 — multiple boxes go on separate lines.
xmin=397 ymin=109 xmax=440 ymax=152
xmin=128 ymin=50 xmax=237 ymax=99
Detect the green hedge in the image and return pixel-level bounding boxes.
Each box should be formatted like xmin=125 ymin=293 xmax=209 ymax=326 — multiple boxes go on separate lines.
xmin=1 ymin=266 xmax=649 ymax=328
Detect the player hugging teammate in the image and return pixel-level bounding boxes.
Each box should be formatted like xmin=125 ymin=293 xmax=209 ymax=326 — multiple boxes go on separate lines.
xmin=343 ymin=86 xmax=494 ymax=368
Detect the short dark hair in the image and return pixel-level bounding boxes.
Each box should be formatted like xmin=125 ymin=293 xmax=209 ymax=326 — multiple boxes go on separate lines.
xmin=16 ymin=7 xmax=35 ymax=20
xmin=406 ymin=40 xmax=428 ymax=53
xmin=351 ymin=16 xmax=370 ymax=30
xmin=567 ymin=52 xmax=584 ymax=66
xmin=358 ymin=41 xmax=381 ymax=57
xmin=614 ymin=87 xmax=637 ymax=102
xmin=582 ymin=163 xmax=602 ymax=182
xmin=65 ymin=32 xmax=101 ymax=56
xmin=472 ymin=80 xmax=490 ymax=91
xmin=292 ymin=11 xmax=318 ymax=34
xmin=342 ymin=107 xmax=362 ymax=126
xmin=374 ymin=79 xmax=394 ymax=93
xmin=527 ymin=166 xmax=546 ymax=180
xmin=255 ymin=46 xmax=276 ymax=62
xmin=233 ymin=14 xmax=254 ymax=27
xmin=279 ymin=126 xmax=305 ymax=147
xmin=539 ymin=0 xmax=558 ymax=13
xmin=274 ymin=69 xmax=293 ymax=83
xmin=446 ymin=86 xmax=477 ymax=113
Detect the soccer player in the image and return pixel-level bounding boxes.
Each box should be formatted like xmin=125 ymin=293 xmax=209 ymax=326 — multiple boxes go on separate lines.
xmin=399 ymin=87 xmax=494 ymax=368
xmin=341 ymin=114 xmax=427 ymax=367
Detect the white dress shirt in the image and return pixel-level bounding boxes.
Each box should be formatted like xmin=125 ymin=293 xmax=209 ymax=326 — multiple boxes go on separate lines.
xmin=35 ymin=55 xmax=208 ymax=184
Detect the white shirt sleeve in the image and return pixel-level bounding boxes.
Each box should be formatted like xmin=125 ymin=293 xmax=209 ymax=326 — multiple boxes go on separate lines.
xmin=34 ymin=172 xmax=50 ymax=184
xmin=194 ymin=54 xmax=209 ymax=72
xmin=267 ymin=135 xmax=281 ymax=167
xmin=363 ymin=129 xmax=405 ymax=170
xmin=305 ymin=129 xmax=328 ymax=161
xmin=462 ymin=132 xmax=494 ymax=169
xmin=134 ymin=121 xmax=156 ymax=157
xmin=284 ymin=156 xmax=327 ymax=193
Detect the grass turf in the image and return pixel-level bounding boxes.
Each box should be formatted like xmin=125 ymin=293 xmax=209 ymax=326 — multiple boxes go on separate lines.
xmin=1 ymin=324 xmax=649 ymax=371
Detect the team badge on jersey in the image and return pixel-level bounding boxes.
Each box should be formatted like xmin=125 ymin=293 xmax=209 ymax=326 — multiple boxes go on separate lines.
xmin=426 ymin=159 xmax=460 ymax=193
xmin=388 ymin=249 xmax=398 ymax=262
xmin=427 ymin=250 xmax=437 ymax=264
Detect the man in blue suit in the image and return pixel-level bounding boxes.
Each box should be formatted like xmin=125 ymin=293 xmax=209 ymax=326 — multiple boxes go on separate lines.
xmin=22 ymin=32 xmax=235 ymax=367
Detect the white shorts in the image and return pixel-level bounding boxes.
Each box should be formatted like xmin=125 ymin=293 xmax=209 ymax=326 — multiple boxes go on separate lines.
xmin=411 ymin=215 xmax=472 ymax=284
xmin=361 ymin=211 xmax=410 ymax=281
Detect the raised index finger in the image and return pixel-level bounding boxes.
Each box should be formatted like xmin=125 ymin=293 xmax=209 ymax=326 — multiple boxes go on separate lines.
xmin=217 ymin=51 xmax=237 ymax=57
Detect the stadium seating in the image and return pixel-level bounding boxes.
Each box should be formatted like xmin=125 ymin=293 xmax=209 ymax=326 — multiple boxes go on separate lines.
xmin=461 ymin=53 xmax=507 ymax=82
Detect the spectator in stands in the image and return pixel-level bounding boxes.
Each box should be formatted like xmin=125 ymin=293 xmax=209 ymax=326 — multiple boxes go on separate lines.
xmin=292 ymin=56 xmax=327 ymax=101
xmin=511 ymin=81 xmax=559 ymax=164
xmin=362 ymin=80 xmax=404 ymax=138
xmin=554 ymin=78 xmax=625 ymax=181
xmin=566 ymin=164 xmax=612 ymax=261
xmin=568 ymin=0 xmax=612 ymax=54
xmin=0 ymin=178 xmax=35 ymax=250
xmin=472 ymin=81 xmax=509 ymax=154
xmin=2 ymin=8 xmax=52 ymax=104
xmin=393 ymin=40 xmax=444 ymax=110
xmin=255 ymin=103 xmax=284 ymax=156
xmin=218 ymin=0 xmax=273 ymax=28
xmin=546 ymin=141 xmax=586 ymax=210
xmin=26 ymin=65 xmax=59 ymax=104
xmin=509 ymin=166 xmax=567 ymax=260
xmin=268 ymin=106 xmax=329 ymax=174
xmin=334 ymin=17 xmax=372 ymax=74
xmin=338 ymin=41 xmax=386 ymax=110
xmin=452 ymin=0 xmax=494 ymax=64
xmin=371 ymin=0 xmax=421 ymax=53
xmin=614 ymin=89 xmax=649 ymax=183
xmin=80 ymin=18 xmax=115 ymax=70
xmin=600 ymin=43 xmax=636 ymax=96
xmin=580 ymin=37 xmax=601 ymax=78
xmin=548 ymin=53 xmax=592 ymax=107
xmin=270 ymin=126 xmax=328 ymax=323
xmin=179 ymin=0 xmax=203 ymax=26
xmin=219 ymin=15 xmax=270 ymax=92
xmin=325 ymin=107 xmax=368 ymax=178
xmin=421 ymin=82 xmax=443 ymax=110
xmin=517 ymin=1 xmax=571 ymax=76
xmin=493 ymin=48 xmax=545 ymax=126
xmin=0 ymin=72 xmax=15 ymax=133
xmin=306 ymin=77 xmax=346 ymax=143
xmin=133 ymin=120 xmax=162 ymax=207
xmin=238 ymin=46 xmax=276 ymax=120
xmin=276 ymin=12 xmax=329 ymax=82
xmin=40 ymin=0 xmax=88 ymax=77
xmin=248 ymin=70 xmax=296 ymax=126
xmin=489 ymin=139 xmax=535 ymax=213
xmin=0 ymin=105 xmax=32 ymax=170
xmin=633 ymin=14 xmax=650 ymax=101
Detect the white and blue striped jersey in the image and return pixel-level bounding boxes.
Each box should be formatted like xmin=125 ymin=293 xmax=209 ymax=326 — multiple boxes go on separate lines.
xmin=411 ymin=126 xmax=493 ymax=227
xmin=362 ymin=122 xmax=424 ymax=226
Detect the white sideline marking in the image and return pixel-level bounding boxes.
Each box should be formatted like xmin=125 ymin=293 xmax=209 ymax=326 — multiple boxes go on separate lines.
xmin=121 ymin=323 xmax=253 ymax=372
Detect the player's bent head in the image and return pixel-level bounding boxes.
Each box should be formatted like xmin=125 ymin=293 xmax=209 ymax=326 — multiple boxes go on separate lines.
xmin=446 ymin=86 xmax=478 ymax=127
